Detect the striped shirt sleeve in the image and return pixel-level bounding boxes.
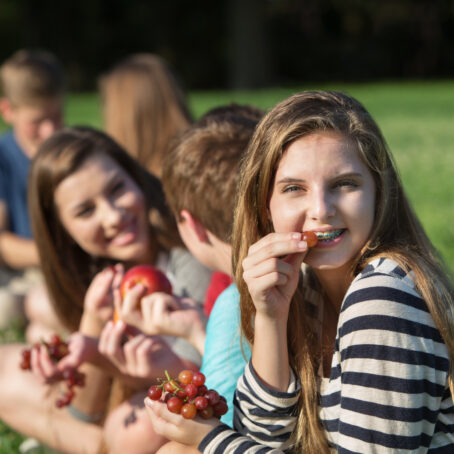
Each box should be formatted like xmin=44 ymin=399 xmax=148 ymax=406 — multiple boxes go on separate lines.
xmin=199 ymin=360 xmax=300 ymax=453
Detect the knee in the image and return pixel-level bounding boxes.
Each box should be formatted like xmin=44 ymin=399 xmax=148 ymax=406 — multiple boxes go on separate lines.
xmin=104 ymin=402 xmax=167 ymax=454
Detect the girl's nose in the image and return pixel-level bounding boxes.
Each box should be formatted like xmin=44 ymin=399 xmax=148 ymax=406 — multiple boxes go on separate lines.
xmin=307 ymin=187 xmax=335 ymax=221
xmin=101 ymin=201 xmax=123 ymax=229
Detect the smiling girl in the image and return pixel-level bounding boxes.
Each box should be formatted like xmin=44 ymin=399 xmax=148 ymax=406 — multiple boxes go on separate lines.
xmin=0 ymin=127 xmax=211 ymax=454
xmin=145 ymin=91 xmax=454 ymax=453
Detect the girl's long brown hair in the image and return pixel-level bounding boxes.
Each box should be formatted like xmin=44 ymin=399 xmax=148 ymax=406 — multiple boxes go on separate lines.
xmin=99 ymin=53 xmax=192 ymax=178
xmin=232 ymin=91 xmax=454 ymax=453
xmin=28 ymin=126 xmax=182 ymax=331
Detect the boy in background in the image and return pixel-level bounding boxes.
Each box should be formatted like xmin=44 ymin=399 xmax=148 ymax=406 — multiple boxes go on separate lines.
xmin=0 ymin=49 xmax=64 ymax=329
xmin=116 ymin=103 xmax=264 ymax=429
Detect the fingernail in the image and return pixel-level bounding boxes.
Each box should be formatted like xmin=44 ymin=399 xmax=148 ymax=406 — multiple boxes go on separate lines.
xmin=292 ymin=233 xmax=301 ymax=239
xmin=298 ymin=241 xmax=307 ymax=248
xmin=144 ymin=397 xmax=153 ymax=407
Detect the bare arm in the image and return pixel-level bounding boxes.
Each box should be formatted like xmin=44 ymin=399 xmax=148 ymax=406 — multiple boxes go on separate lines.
xmin=0 ymin=201 xmax=39 ymax=269
xmin=242 ymin=232 xmax=307 ymax=391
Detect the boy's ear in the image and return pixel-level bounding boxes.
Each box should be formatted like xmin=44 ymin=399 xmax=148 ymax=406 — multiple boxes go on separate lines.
xmin=180 ymin=209 xmax=209 ymax=243
xmin=0 ymin=97 xmax=14 ymax=124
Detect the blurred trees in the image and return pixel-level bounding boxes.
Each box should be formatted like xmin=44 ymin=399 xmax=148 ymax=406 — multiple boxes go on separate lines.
xmin=1 ymin=0 xmax=454 ymax=90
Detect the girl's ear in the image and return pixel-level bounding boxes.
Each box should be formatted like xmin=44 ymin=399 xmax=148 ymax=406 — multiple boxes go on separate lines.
xmin=180 ymin=209 xmax=209 ymax=243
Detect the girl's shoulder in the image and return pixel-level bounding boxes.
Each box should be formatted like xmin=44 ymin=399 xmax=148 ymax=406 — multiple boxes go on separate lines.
xmin=339 ymin=257 xmax=442 ymax=338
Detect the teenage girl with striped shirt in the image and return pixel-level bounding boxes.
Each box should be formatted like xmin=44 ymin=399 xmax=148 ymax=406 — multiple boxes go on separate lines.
xmin=145 ymin=90 xmax=454 ymax=453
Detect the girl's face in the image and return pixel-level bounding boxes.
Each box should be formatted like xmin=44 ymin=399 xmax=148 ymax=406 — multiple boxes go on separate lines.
xmin=268 ymin=131 xmax=376 ymax=274
xmin=54 ymin=152 xmax=150 ymax=262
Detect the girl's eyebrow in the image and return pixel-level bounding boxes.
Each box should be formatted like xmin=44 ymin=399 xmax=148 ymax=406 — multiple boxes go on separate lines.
xmin=68 ymin=172 xmax=120 ymax=213
xmin=275 ymin=177 xmax=305 ymax=184
xmin=276 ymin=172 xmax=364 ymax=185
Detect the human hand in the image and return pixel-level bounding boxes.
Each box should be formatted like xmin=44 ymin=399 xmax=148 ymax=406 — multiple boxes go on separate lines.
xmin=98 ymin=320 xmax=179 ymax=381
xmin=84 ymin=264 xmax=124 ymax=323
xmin=29 ymin=342 xmax=60 ymax=385
xmin=56 ymin=332 xmax=99 ymax=371
xmin=144 ymin=397 xmax=221 ymax=447
xmin=242 ymin=232 xmax=308 ymax=320
xmin=118 ymin=289 xmax=206 ymax=350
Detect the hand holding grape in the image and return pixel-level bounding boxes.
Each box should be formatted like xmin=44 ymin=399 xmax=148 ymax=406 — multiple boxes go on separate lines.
xmin=144 ymin=370 xmax=225 ymax=447
xmin=242 ymin=231 xmax=311 ymax=320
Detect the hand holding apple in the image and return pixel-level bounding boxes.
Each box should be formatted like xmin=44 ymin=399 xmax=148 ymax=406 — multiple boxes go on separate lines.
xmin=113 ymin=265 xmax=173 ymax=323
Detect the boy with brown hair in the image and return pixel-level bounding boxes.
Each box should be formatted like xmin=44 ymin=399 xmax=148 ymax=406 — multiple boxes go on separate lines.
xmin=115 ymin=103 xmax=264 ymax=430
xmin=0 ymin=49 xmax=64 ymax=329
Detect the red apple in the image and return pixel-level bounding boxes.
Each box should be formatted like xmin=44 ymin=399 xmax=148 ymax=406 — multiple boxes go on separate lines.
xmin=113 ymin=265 xmax=172 ymax=322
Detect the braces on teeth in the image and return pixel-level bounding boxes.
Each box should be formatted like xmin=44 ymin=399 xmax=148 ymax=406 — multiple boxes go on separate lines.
xmin=315 ymin=230 xmax=344 ymax=241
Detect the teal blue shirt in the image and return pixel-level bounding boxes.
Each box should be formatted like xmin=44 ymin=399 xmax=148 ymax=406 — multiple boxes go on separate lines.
xmin=200 ymin=284 xmax=251 ymax=426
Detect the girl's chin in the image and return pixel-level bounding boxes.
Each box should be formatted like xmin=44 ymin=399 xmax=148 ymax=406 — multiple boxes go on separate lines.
xmin=109 ymin=242 xmax=150 ymax=263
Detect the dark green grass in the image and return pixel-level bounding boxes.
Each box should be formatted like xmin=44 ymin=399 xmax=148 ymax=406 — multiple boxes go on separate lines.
xmin=0 ymin=81 xmax=453 ymax=451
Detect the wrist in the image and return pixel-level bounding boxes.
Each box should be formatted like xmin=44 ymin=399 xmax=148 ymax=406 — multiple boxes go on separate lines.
xmin=79 ymin=312 xmax=104 ymax=337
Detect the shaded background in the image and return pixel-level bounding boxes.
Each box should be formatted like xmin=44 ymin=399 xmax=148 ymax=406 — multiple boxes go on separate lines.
xmin=1 ymin=0 xmax=454 ymax=90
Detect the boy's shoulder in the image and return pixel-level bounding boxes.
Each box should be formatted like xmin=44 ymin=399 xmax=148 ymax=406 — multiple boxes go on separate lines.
xmin=0 ymin=131 xmax=29 ymax=168
xmin=0 ymin=131 xmax=21 ymax=155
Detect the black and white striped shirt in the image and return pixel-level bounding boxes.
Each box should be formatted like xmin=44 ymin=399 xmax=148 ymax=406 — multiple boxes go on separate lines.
xmin=199 ymin=258 xmax=454 ymax=453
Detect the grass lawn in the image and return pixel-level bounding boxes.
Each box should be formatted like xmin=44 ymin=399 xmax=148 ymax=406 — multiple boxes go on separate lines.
xmin=1 ymin=80 xmax=453 ymax=451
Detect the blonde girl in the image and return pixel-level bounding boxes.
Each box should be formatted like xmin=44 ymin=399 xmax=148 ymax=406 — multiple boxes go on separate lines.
xmin=145 ymin=90 xmax=454 ymax=453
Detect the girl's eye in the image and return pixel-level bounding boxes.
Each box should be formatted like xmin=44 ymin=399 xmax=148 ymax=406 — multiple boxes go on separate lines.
xmin=334 ymin=180 xmax=359 ymax=189
xmin=75 ymin=206 xmax=94 ymax=218
xmin=110 ymin=180 xmax=125 ymax=195
xmin=283 ymin=185 xmax=302 ymax=193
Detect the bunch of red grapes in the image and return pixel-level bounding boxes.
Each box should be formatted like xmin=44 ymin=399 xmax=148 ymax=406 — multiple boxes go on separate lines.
xmin=19 ymin=334 xmax=86 ymax=408
xmin=147 ymin=370 xmax=228 ymax=420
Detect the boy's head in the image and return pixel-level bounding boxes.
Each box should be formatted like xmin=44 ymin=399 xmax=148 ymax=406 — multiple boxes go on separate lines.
xmin=162 ymin=103 xmax=264 ymax=270
xmin=0 ymin=49 xmax=65 ymax=157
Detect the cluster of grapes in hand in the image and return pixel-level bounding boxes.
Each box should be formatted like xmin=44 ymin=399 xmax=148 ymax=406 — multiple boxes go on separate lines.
xmin=148 ymin=370 xmax=228 ymax=420
xmin=20 ymin=334 xmax=86 ymax=408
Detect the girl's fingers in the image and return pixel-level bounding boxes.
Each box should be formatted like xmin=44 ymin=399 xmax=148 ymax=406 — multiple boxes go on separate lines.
xmin=99 ymin=320 xmax=125 ymax=359
xmin=243 ymin=256 xmax=294 ymax=281
xmin=123 ymin=334 xmax=147 ymax=371
xmin=247 ymin=231 xmax=302 ymax=255
xmin=121 ymin=284 xmax=147 ymax=315
xmin=244 ymin=233 xmax=308 ymax=269
xmin=112 ymin=263 xmax=124 ymax=289
xmin=246 ymin=272 xmax=290 ymax=297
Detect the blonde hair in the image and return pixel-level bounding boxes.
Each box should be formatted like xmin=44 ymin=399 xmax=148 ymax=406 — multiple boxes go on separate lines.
xmin=99 ymin=53 xmax=192 ymax=177
xmin=0 ymin=49 xmax=64 ymax=106
xmin=232 ymin=90 xmax=454 ymax=453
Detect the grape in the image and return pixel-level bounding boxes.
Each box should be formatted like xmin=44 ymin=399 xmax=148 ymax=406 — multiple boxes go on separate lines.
xmin=164 ymin=380 xmax=178 ymax=393
xmin=205 ymin=389 xmax=220 ymax=406
xmin=198 ymin=406 xmax=214 ymax=419
xmin=197 ymin=384 xmax=208 ymax=396
xmin=181 ymin=403 xmax=197 ymax=419
xmin=194 ymin=396 xmax=209 ymax=410
xmin=18 ymin=333 xmax=85 ymax=409
xmin=167 ymin=396 xmax=183 ymax=414
xmin=213 ymin=400 xmax=228 ymax=417
xmin=178 ymin=369 xmax=193 ymax=385
xmin=147 ymin=385 xmax=162 ymax=401
xmin=184 ymin=383 xmax=198 ymax=398
xmin=192 ymin=372 xmax=206 ymax=387
xmin=302 ymin=231 xmax=318 ymax=247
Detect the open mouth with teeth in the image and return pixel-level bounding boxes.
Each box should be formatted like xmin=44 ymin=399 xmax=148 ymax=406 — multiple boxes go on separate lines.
xmin=315 ymin=229 xmax=346 ymax=242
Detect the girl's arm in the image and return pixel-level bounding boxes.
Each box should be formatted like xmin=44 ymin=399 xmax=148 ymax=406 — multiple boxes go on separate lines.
xmin=242 ymin=232 xmax=308 ymax=391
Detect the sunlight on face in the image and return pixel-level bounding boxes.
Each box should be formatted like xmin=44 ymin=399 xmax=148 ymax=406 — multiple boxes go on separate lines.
xmin=269 ymin=132 xmax=376 ymax=275
xmin=54 ymin=153 xmax=150 ymax=262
